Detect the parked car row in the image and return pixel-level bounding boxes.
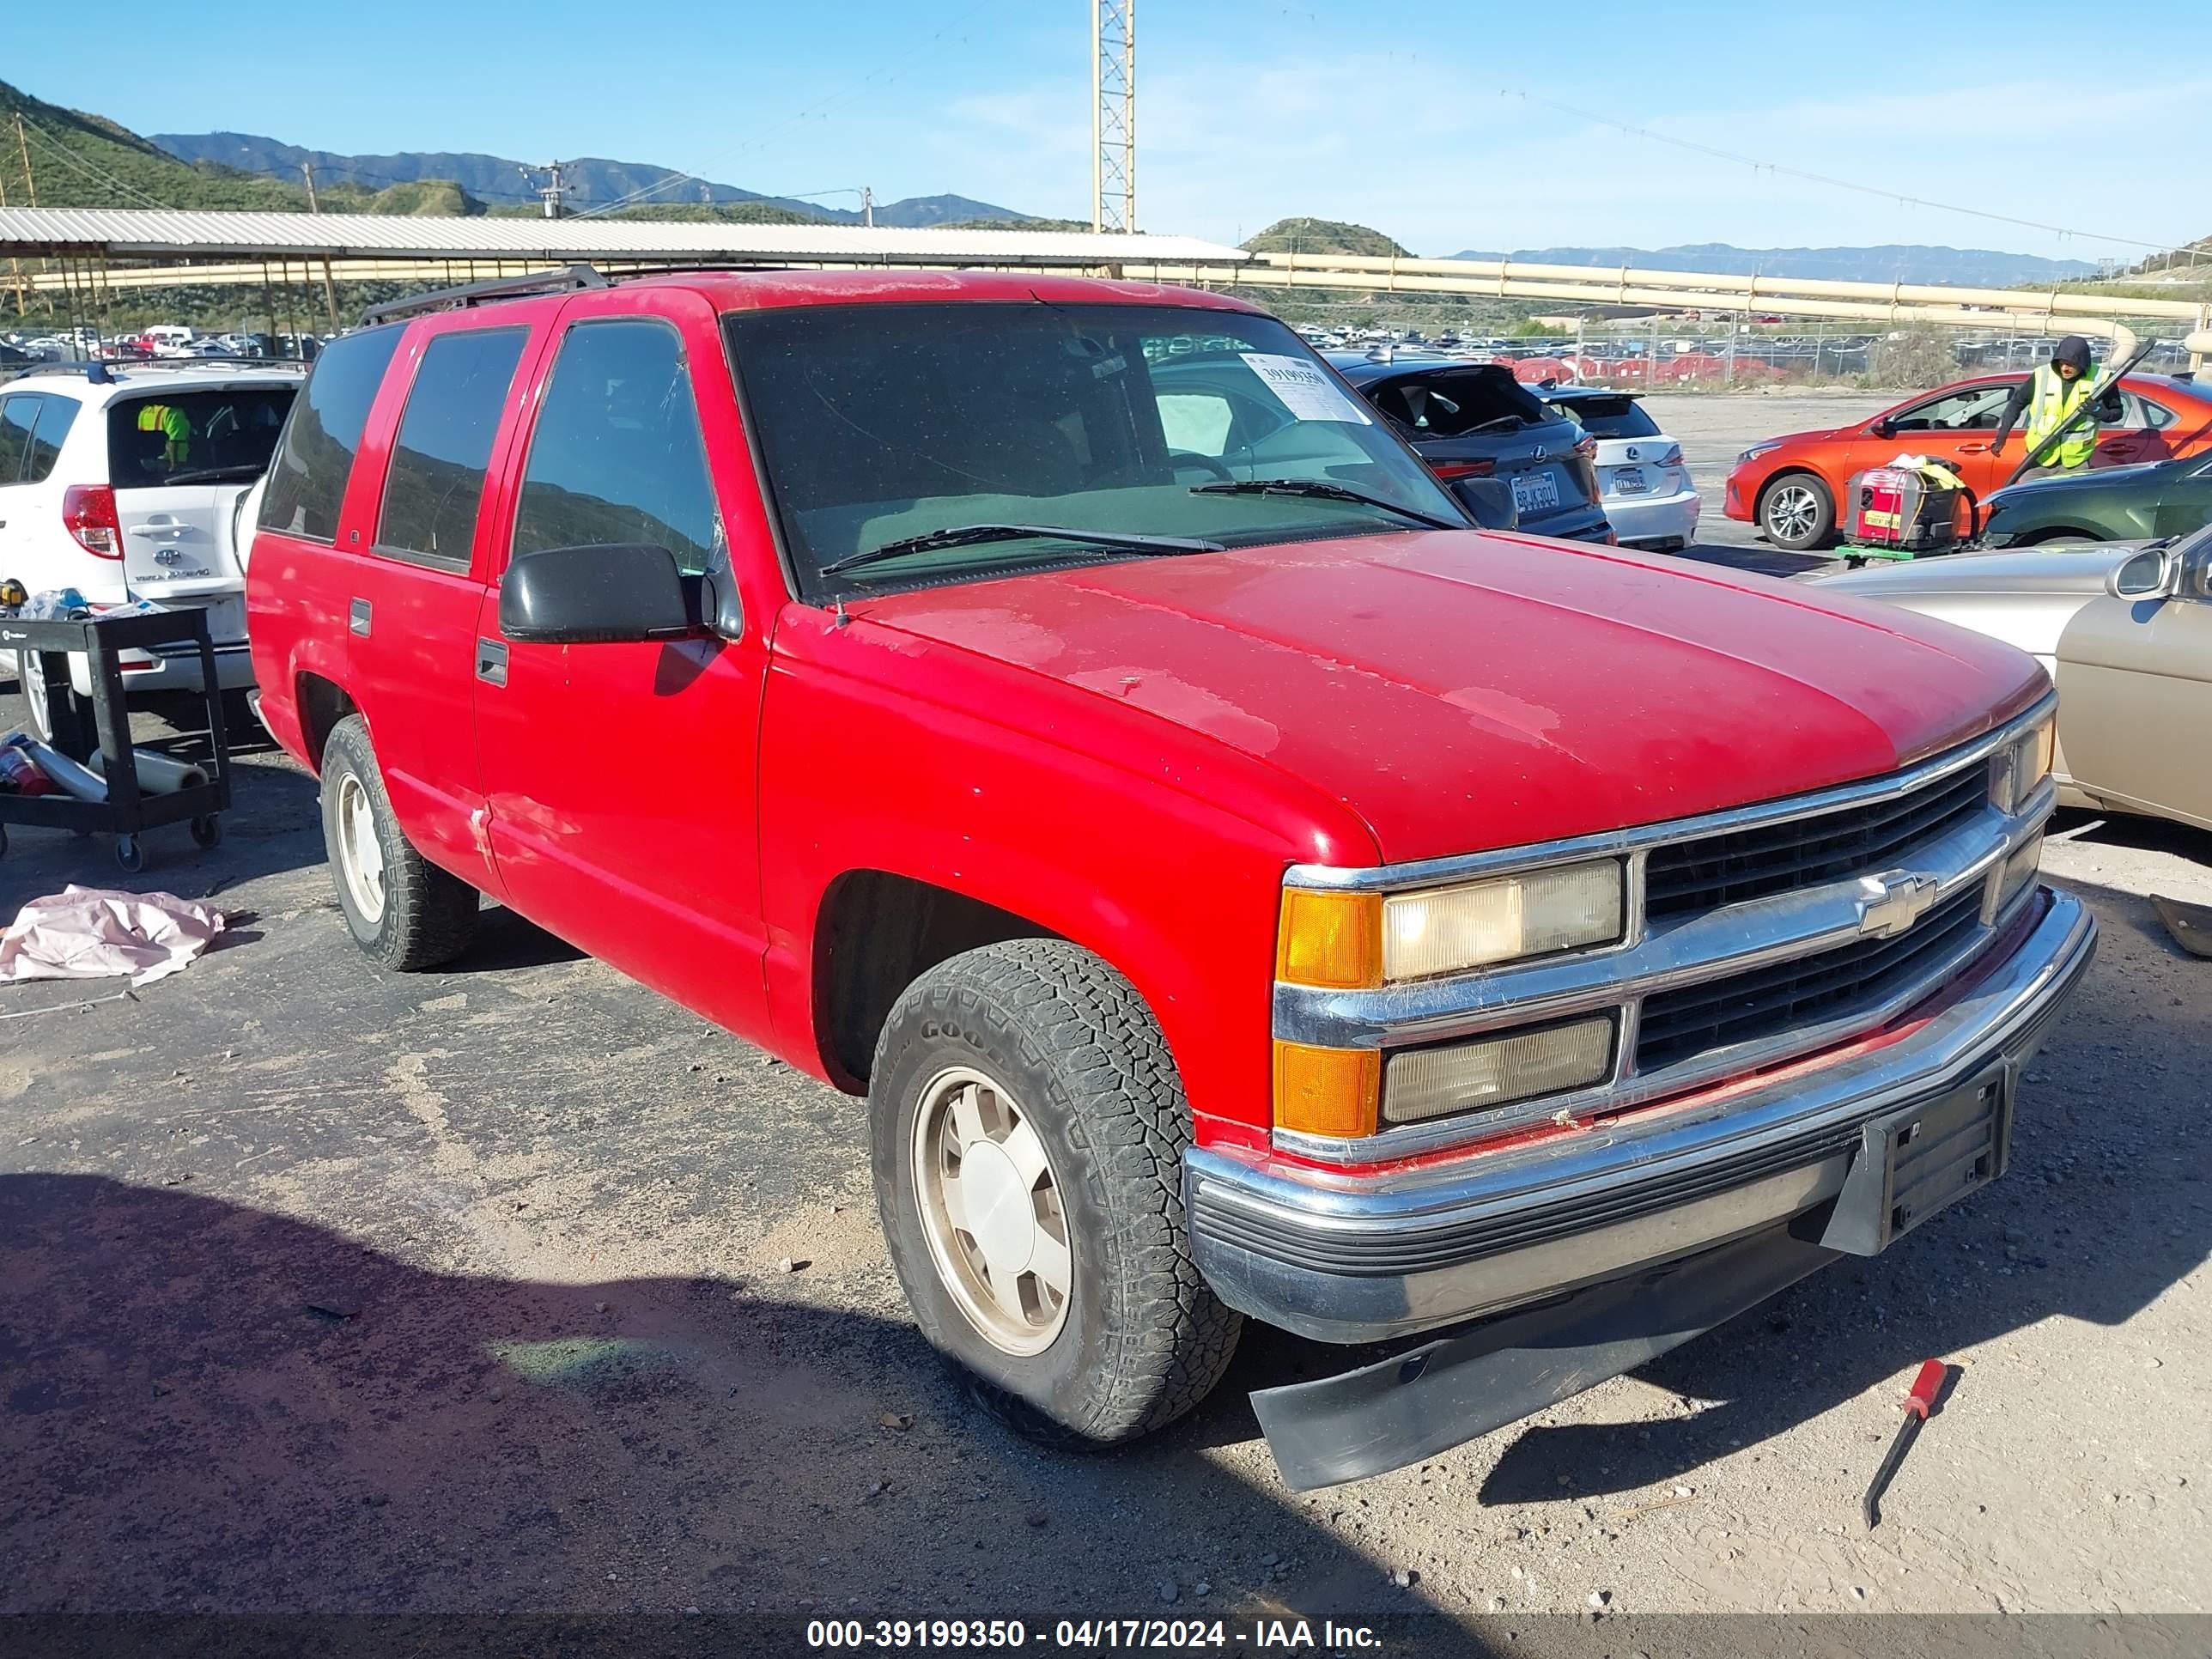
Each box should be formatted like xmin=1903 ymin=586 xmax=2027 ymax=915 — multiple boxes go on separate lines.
xmin=1322 ymin=351 xmax=1698 ymax=548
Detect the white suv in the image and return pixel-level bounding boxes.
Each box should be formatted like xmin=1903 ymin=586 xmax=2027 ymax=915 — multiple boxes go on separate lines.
xmin=0 ymin=359 xmax=303 ymax=738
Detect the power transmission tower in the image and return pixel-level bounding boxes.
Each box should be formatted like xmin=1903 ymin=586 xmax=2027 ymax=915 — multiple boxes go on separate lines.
xmin=1090 ymin=0 xmax=1134 ymax=233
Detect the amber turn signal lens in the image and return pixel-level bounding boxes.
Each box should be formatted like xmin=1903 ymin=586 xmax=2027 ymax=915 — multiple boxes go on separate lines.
xmin=1276 ymin=889 xmax=1382 ymax=989
xmin=1273 ymin=1041 xmax=1381 ymax=1139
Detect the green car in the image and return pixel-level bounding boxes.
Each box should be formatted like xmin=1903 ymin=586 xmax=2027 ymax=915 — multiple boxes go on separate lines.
xmin=1980 ymin=453 xmax=2212 ymax=546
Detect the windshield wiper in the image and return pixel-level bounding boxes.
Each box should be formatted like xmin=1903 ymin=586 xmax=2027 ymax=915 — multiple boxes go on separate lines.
xmin=157 ymin=465 xmax=267 ymax=485
xmin=820 ymin=523 xmax=1225 ymax=580
xmin=1189 ymin=478 xmax=1464 ymax=531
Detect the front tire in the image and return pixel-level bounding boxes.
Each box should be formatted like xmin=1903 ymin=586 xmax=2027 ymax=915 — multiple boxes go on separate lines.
xmin=1759 ymin=473 xmax=1835 ymax=551
xmin=871 ymin=939 xmax=1242 ymax=1446
xmin=319 ymin=714 xmax=478 ymax=970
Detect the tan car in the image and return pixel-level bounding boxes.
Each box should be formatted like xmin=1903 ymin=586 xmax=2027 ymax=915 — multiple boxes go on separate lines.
xmin=1817 ymin=527 xmax=2212 ymax=832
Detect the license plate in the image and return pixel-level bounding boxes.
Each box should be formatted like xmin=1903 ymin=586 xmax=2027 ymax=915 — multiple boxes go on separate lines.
xmin=1510 ymin=471 xmax=1560 ymax=514
xmin=1820 ymin=1066 xmax=2012 ymax=1257
xmin=1611 ymin=467 xmax=1649 ymax=495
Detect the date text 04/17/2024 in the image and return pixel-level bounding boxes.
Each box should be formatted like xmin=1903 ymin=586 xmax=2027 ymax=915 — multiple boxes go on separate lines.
xmin=804 ymin=1619 xmax=1383 ymax=1650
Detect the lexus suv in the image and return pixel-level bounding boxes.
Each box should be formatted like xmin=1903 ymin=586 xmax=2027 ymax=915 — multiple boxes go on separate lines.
xmin=247 ymin=268 xmax=2090 ymax=1488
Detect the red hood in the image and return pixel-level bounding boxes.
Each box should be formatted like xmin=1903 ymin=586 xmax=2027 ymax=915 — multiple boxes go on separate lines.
xmin=852 ymin=532 xmax=2047 ymax=865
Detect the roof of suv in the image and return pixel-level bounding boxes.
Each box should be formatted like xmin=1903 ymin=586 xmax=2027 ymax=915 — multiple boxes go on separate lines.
xmin=390 ymin=266 xmax=1269 ymax=322
xmin=14 ymin=360 xmax=307 ymax=403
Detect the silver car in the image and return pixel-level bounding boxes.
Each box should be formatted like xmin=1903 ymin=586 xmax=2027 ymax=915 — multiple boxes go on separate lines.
xmin=1816 ymin=526 xmax=2212 ymax=832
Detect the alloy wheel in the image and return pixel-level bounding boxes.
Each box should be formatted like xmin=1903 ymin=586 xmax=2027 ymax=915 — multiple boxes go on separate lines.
xmin=1765 ymin=483 xmax=1820 ymax=545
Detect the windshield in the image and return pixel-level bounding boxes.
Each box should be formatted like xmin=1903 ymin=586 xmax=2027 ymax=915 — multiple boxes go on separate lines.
xmin=724 ymin=303 xmax=1467 ymax=597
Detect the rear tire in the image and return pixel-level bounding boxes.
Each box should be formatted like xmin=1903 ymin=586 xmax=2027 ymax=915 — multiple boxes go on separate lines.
xmin=870 ymin=939 xmax=1242 ymax=1447
xmin=14 ymin=649 xmax=75 ymax=744
xmin=1759 ymin=473 xmax=1835 ymax=551
xmin=319 ymin=714 xmax=478 ymax=970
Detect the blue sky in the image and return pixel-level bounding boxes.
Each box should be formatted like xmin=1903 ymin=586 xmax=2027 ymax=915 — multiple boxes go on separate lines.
xmin=20 ymin=0 xmax=2203 ymax=259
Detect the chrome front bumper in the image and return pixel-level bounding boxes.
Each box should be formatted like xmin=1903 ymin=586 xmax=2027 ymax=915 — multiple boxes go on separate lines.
xmin=1186 ymin=884 xmax=2094 ymax=1346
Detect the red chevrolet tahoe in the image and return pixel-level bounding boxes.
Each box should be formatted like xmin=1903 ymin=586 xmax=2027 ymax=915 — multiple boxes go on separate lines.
xmin=246 ymin=268 xmax=2093 ymax=1489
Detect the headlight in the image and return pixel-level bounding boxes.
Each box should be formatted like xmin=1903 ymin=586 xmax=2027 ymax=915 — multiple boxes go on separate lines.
xmin=1383 ymin=1014 xmax=1616 ymax=1127
xmin=1990 ymin=718 xmax=2055 ymax=812
xmin=1737 ymin=441 xmax=1783 ymax=465
xmin=1277 ymin=860 xmax=1626 ymax=989
xmin=1382 ymin=860 xmax=1624 ymax=981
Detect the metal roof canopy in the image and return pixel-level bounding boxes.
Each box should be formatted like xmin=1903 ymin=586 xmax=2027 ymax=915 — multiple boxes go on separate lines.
xmin=0 ymin=207 xmax=1252 ymax=270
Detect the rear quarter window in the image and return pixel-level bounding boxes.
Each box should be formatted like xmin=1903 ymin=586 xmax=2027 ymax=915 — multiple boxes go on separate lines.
xmin=0 ymin=395 xmax=38 ymax=483
xmin=24 ymin=395 xmax=79 ymax=482
xmin=259 ymin=327 xmax=405 ymax=540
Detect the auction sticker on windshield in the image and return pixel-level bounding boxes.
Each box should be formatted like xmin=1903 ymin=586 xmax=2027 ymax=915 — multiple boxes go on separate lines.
xmin=1241 ymin=353 xmax=1373 ymax=424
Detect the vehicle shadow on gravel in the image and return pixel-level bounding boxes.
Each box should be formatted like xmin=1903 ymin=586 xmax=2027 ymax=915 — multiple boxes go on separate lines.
xmin=1468 ymin=867 xmax=2209 ymax=1504
xmin=0 ymin=1172 xmax=1479 ymax=1638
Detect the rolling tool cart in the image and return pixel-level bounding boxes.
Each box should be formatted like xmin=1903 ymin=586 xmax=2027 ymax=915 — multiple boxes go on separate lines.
xmin=1838 ymin=461 xmax=1971 ymax=568
xmin=0 ymin=608 xmax=233 ymax=872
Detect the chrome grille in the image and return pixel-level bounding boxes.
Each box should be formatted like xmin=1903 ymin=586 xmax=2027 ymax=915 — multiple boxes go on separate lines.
xmin=1644 ymin=763 xmax=1989 ymax=919
xmin=1636 ymin=886 xmax=1985 ymax=1073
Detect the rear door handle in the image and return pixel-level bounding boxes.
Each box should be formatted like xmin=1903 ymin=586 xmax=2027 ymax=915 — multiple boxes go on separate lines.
xmin=349 ymin=599 xmax=372 ymax=637
xmin=476 ymin=637 xmax=507 ymax=687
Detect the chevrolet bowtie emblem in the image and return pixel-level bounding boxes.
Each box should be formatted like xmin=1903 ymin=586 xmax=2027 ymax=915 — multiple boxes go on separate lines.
xmin=1856 ymin=872 xmax=1938 ymax=939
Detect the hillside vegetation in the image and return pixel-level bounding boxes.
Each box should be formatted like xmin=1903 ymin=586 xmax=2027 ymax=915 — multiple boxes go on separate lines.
xmin=0 ymin=78 xmax=304 ymax=210
xmin=1243 ymin=217 xmax=1411 ymax=258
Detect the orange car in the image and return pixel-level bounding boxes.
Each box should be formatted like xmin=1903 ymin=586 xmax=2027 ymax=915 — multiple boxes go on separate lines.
xmin=1723 ymin=372 xmax=2212 ymax=550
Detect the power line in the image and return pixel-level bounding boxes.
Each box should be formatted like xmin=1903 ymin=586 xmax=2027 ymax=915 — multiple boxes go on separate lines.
xmin=19 ymin=118 xmax=170 ymax=209
xmin=574 ymin=4 xmax=998 ymax=219
xmin=1491 ymin=87 xmax=2184 ymax=258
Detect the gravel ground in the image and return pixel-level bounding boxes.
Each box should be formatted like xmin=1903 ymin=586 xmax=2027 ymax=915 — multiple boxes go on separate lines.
xmin=2 ymin=397 xmax=2206 ymax=1645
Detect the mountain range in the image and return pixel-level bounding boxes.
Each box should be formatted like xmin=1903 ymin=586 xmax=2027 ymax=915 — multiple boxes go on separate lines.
xmin=151 ymin=131 xmax=1027 ymax=228
xmin=1449 ymin=242 xmax=2100 ymax=287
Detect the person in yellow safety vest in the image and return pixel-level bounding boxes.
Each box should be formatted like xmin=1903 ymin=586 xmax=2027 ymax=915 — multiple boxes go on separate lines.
xmin=1990 ymin=335 xmax=2121 ymax=478
xmin=135 ymin=402 xmax=191 ymax=471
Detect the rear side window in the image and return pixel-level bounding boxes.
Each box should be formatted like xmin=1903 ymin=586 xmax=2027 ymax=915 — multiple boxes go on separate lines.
xmin=511 ymin=319 xmax=723 ymax=575
xmin=0 ymin=395 xmax=37 ymax=483
xmin=260 ymin=326 xmax=404 ymax=541
xmin=106 ymin=386 xmax=295 ymax=489
xmin=24 ymin=395 xmax=78 ymax=481
xmin=375 ymin=327 xmax=529 ymax=569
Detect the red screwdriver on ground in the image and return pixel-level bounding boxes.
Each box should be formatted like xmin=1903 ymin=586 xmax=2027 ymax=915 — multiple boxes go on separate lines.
xmin=1862 ymin=1358 xmax=1950 ymax=1529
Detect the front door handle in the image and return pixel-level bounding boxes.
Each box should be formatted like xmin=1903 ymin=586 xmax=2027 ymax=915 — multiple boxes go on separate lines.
xmin=476 ymin=637 xmax=507 ymax=687
xmin=1958 ymin=442 xmax=1990 ymax=454
xmin=349 ymin=598 xmax=372 ymax=637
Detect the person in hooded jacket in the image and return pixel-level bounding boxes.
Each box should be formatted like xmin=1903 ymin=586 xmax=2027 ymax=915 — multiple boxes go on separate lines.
xmin=1990 ymin=334 xmax=2123 ymax=478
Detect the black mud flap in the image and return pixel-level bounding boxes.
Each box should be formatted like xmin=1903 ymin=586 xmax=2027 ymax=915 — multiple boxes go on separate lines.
xmin=1249 ymin=1225 xmax=1836 ymax=1491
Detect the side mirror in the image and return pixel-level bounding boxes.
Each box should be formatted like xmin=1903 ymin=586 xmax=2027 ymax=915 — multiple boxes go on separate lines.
xmin=2106 ymin=547 xmax=2178 ymax=600
xmin=1871 ymin=417 xmax=1896 ymax=439
xmin=500 ymin=543 xmax=697 ymax=645
xmin=1454 ymin=477 xmax=1520 ymax=532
